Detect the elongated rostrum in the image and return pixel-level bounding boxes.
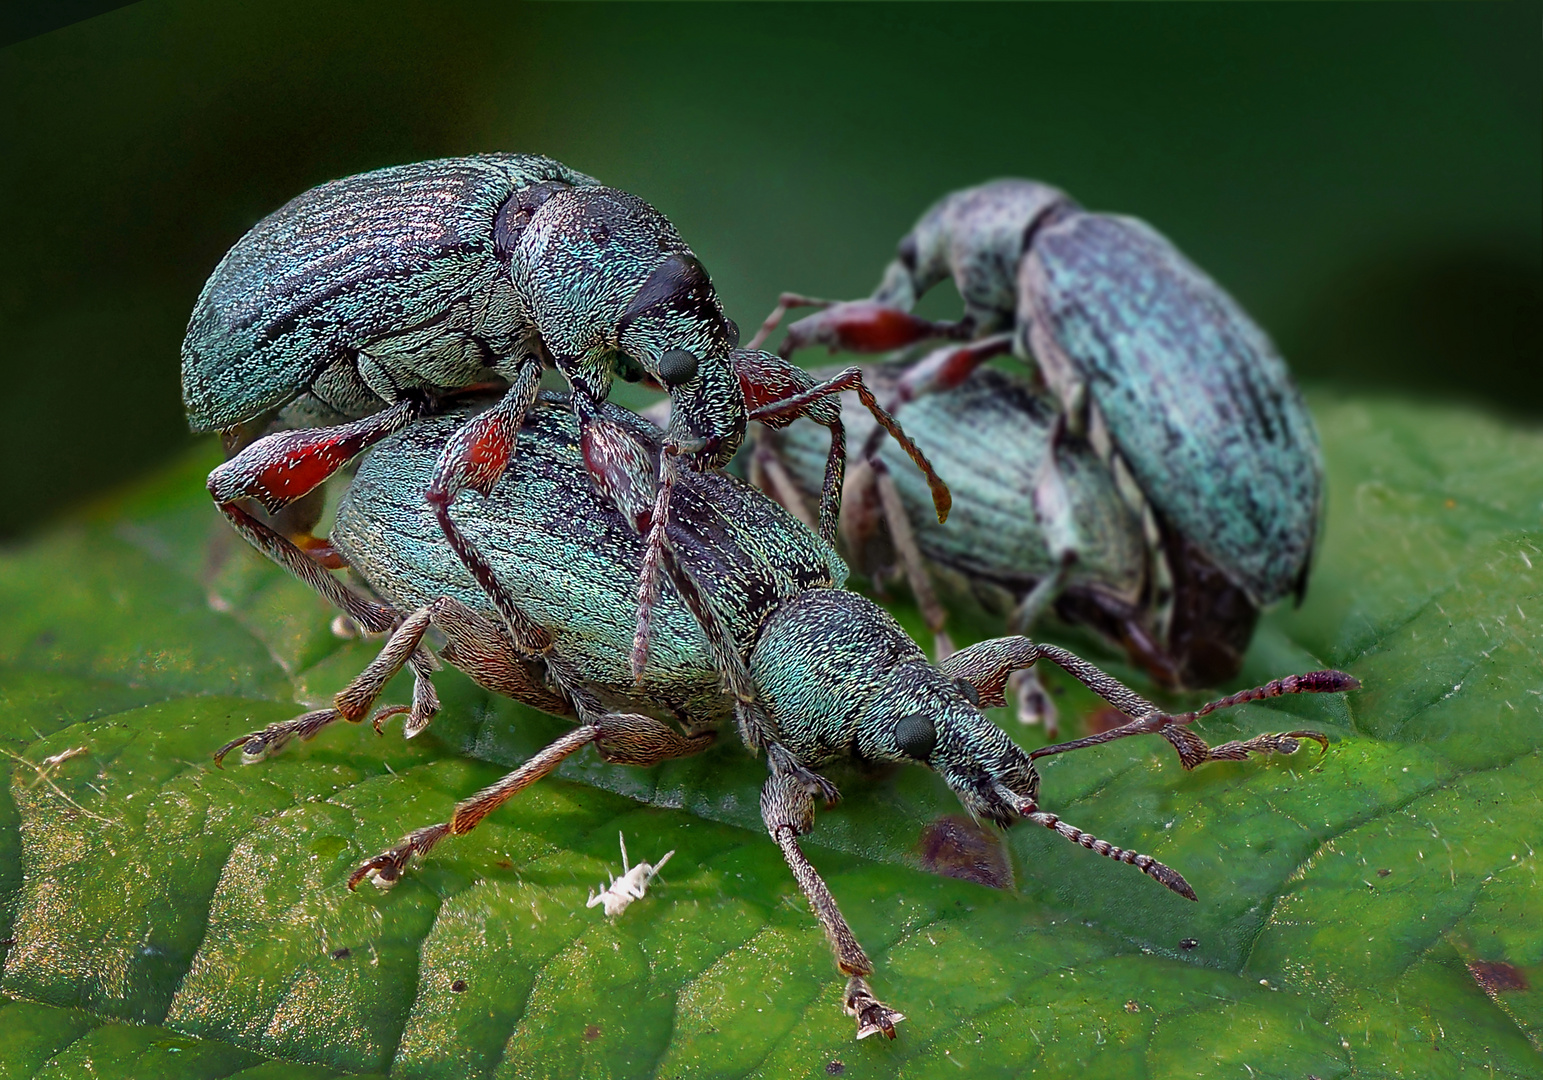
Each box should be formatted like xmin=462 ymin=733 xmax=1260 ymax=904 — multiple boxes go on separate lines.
xmin=216 ymin=397 xmax=1357 ymax=1040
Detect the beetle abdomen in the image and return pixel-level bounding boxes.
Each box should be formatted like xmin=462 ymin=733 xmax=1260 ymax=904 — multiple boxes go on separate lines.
xmin=182 ymin=154 xmax=596 ymax=431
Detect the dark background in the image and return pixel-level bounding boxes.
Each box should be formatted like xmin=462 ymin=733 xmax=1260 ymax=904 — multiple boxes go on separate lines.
xmin=1 ymin=1 xmax=1538 ymax=539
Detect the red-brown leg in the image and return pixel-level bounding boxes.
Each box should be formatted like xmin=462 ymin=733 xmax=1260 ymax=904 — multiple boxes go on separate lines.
xmin=755 ymin=297 xmax=968 ymax=360
xmin=735 ymin=355 xmax=952 ymax=534
xmin=425 ymin=360 xmax=542 ymax=506
xmin=207 ymin=397 xmax=426 ymax=624
xmin=745 ymin=293 xmax=835 ymax=351
xmin=892 ymin=333 xmax=1014 ymax=402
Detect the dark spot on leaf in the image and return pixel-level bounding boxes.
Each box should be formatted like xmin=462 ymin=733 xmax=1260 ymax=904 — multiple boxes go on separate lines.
xmin=583 ymin=1023 xmax=602 ymax=1041
xmin=1468 ymin=960 xmax=1528 ymax=994
xmin=1124 ymin=999 xmax=1140 ymax=1013
xmin=495 ymin=860 xmax=513 ymax=869
xmin=450 ymin=979 xmax=468 ymax=993
xmin=1179 ymin=938 xmax=1199 ymax=951
xmin=35 ymin=631 xmax=55 ymax=647
xmin=826 ymin=1062 xmax=845 ymax=1076
xmin=328 ymin=947 xmax=350 ymax=960
xmin=1085 ymin=706 xmax=1128 ymax=734
xmin=1377 ymin=868 xmax=1391 ymax=877
xmin=917 ymin=815 xmax=1013 ymax=890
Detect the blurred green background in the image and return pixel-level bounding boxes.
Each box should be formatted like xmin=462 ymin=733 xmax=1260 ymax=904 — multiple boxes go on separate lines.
xmin=1 ymin=0 xmax=1538 ymax=539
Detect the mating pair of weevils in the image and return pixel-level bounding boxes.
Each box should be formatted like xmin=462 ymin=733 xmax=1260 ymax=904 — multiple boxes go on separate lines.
xmin=185 ymin=156 xmax=1353 ymax=1040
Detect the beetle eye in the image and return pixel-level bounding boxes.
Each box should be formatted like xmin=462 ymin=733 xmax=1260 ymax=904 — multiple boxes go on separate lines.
xmin=657 ymin=349 xmax=699 ymax=387
xmin=954 ymin=678 xmax=980 ymax=706
xmin=725 ymin=318 xmax=741 ymax=348
xmin=893 ymin=712 xmax=937 ymax=760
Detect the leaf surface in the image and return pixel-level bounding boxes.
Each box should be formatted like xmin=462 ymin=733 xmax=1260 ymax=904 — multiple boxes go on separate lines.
xmin=2 ymin=397 xmax=1540 ymax=1078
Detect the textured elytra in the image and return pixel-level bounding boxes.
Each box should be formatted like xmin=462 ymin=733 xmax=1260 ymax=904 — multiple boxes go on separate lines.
xmin=1 ymin=395 xmax=1540 ymax=1075
xmin=182 ymin=153 xmax=598 ymax=431
xmin=334 ymin=400 xmax=845 ymax=721
xmin=766 ymin=363 xmax=1147 ymax=606
xmin=1024 ymin=212 xmax=1322 ymax=606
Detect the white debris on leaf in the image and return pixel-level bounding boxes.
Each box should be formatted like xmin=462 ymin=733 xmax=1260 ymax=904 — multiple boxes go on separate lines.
xmin=587 ymin=832 xmax=674 ymax=917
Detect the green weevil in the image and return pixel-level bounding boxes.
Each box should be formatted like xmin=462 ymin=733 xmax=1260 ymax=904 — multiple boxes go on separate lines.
xmin=752 ymin=178 xmax=1323 ymax=619
xmin=215 ymin=395 xmax=1356 ymax=1040
xmin=181 ymin=153 xmax=948 ymax=674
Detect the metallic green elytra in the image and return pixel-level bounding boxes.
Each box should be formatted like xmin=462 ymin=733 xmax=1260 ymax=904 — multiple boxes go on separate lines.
xmin=1020 ymin=209 xmax=1322 ymax=607
xmin=182 ymin=154 xmax=600 ymax=433
xmin=773 ymin=178 xmax=1324 ymax=613
xmin=216 ymin=395 xmax=1357 ymax=1041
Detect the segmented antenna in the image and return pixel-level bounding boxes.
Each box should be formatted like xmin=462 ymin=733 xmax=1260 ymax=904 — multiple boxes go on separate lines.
xmin=1025 ymin=809 xmax=1196 ymax=900
xmin=999 ymin=784 xmax=1195 ymax=899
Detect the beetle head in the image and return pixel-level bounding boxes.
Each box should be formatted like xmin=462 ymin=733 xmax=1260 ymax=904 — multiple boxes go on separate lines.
xmin=873 ymin=179 xmax=1072 ymax=325
xmin=856 ymin=661 xmax=1039 ymax=828
xmin=617 ymin=253 xmax=745 ymax=466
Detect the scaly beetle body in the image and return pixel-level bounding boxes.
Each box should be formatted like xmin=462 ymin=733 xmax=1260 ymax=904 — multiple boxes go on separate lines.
xmin=756 ymin=362 xmax=1265 ymax=727
xmin=217 ymin=396 xmax=1357 ymax=1040
xmin=756 ymin=178 xmax=1323 ymax=615
xmin=183 ymin=154 xmax=948 ymax=670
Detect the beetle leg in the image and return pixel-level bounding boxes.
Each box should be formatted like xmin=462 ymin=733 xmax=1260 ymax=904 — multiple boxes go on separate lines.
xmin=630 ymin=454 xmax=679 ymax=679
xmin=1026 ymin=670 xmax=1353 ymax=770
xmin=891 ymin=333 xmax=1014 ymax=403
xmin=659 ymin=550 xmax=779 ymax=754
xmin=208 ymin=397 xmax=427 ymax=631
xmin=736 ymin=353 xmax=951 ymax=535
xmin=214 ymin=597 xmax=513 ymax=766
xmin=941 ymin=638 xmax=1354 ymax=770
xmin=745 ymin=292 xmax=834 ymax=351
xmin=348 ymin=711 xmax=712 ymax=891
xmin=761 ymin=770 xmax=905 ymax=1040
xmin=432 ymin=500 xmax=555 ymax=656
xmin=567 ymin=391 xmax=676 ymax=678
xmin=761 ymin=297 xmax=967 ymax=360
xmin=748 ymin=432 xmax=819 ymax=533
xmin=215 ymin=504 xmax=399 ymax=633
xmin=426 ymin=358 xmax=543 ymax=506
xmin=869 ymin=458 xmax=952 ymax=660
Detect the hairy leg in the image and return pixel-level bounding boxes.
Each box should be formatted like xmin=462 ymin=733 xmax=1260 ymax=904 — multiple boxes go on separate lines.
xmin=761 ymin=769 xmax=905 ymax=1040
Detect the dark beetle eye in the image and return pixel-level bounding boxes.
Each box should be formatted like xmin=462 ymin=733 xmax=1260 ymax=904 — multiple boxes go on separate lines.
xmin=657 ymin=349 xmax=699 ymax=387
xmin=725 ymin=317 xmax=741 ymax=347
xmin=954 ymin=678 xmax=980 ymax=706
xmin=893 ymin=712 xmax=937 ymax=760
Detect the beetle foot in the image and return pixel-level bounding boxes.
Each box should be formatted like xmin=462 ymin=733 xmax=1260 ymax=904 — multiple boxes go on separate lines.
xmin=347 ymin=823 xmax=451 ymax=891
xmin=845 ymin=976 xmax=905 ymax=1040
xmin=770 ymin=746 xmax=841 ymax=807
xmin=1162 ymin=726 xmax=1328 ymax=771
xmin=213 ymin=708 xmax=340 ymax=767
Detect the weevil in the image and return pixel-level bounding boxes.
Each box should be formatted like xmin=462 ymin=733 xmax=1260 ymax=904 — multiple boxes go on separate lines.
xmin=750 ymin=361 xmax=1265 ymax=731
xmin=214 ymin=396 xmax=1357 ymax=1040
xmin=586 ymin=832 xmax=675 ymax=917
xmin=183 ymin=153 xmax=948 ymax=672
xmin=752 ymin=178 xmax=1323 ymax=616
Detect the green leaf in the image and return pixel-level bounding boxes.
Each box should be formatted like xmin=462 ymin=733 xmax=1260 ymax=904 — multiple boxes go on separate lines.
xmin=2 ymin=396 xmax=1540 ymax=1078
